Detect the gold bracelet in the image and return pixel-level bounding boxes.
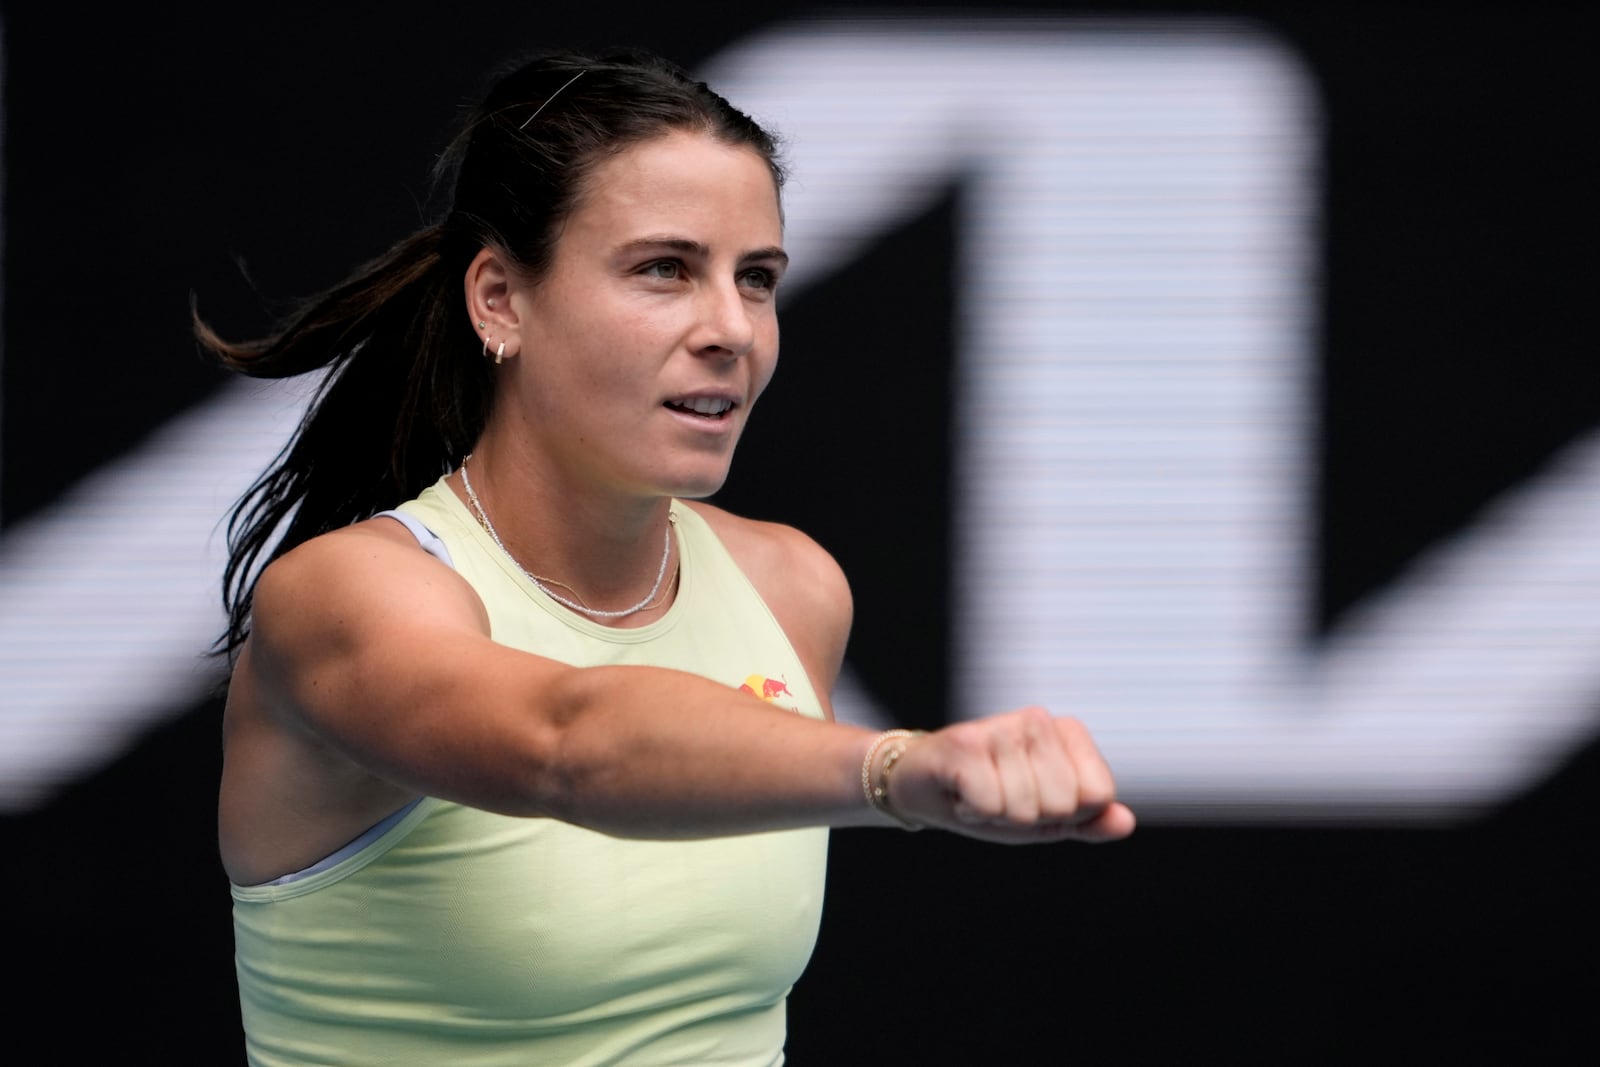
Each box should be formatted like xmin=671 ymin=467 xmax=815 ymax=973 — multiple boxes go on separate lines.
xmin=860 ymin=729 xmax=927 ymax=831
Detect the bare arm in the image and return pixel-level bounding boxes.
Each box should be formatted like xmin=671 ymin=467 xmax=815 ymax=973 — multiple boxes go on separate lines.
xmin=242 ymin=519 xmax=875 ymax=839
xmin=230 ymin=515 xmax=1132 ymax=875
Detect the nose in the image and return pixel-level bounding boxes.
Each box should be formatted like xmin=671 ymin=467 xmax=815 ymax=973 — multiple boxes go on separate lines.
xmin=689 ymin=279 xmax=757 ymax=359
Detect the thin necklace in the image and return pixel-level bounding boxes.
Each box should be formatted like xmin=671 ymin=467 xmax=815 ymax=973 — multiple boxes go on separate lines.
xmin=458 ymin=453 xmax=676 ymax=620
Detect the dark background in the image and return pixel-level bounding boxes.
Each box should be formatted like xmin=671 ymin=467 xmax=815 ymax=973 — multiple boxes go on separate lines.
xmin=3 ymin=2 xmax=1596 ymax=1062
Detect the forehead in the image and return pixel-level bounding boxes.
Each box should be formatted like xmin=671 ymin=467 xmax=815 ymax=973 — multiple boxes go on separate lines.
xmin=566 ymin=129 xmax=783 ymax=244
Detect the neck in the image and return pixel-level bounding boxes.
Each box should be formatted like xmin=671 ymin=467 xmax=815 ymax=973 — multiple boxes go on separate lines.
xmin=453 ymin=448 xmax=679 ymax=625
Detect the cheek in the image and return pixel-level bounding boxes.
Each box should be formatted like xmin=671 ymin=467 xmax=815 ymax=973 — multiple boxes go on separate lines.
xmin=549 ymin=308 xmax=653 ymax=388
xmin=595 ymin=305 xmax=677 ymax=371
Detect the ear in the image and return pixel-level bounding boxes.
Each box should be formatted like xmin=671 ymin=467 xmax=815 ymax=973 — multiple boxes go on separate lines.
xmin=464 ymin=248 xmax=522 ymax=359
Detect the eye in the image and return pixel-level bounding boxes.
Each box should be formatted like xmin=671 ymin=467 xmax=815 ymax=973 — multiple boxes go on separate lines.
xmin=642 ymin=260 xmax=682 ymax=280
xmin=738 ymin=267 xmax=777 ymax=292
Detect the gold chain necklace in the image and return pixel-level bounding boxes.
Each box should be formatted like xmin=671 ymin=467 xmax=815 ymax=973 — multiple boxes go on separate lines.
xmin=458 ymin=454 xmax=675 ymax=620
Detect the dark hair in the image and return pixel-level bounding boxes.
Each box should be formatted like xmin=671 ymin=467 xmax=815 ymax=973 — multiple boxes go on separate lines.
xmin=194 ymin=46 xmax=785 ymax=661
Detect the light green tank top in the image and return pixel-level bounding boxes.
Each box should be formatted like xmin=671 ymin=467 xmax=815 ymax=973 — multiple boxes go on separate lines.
xmin=231 ymin=478 xmax=830 ymax=1066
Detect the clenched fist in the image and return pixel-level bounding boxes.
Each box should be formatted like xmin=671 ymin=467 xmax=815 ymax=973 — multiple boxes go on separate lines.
xmin=871 ymin=707 xmax=1136 ymax=843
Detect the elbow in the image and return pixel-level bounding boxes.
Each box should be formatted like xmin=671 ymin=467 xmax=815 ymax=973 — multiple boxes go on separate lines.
xmin=508 ymin=665 xmax=605 ymax=823
xmin=513 ymin=664 xmax=663 ymax=832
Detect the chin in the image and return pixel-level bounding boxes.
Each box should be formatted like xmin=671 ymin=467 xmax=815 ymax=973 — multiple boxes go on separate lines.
xmin=656 ymin=463 xmax=734 ymax=501
xmin=664 ymin=476 xmax=729 ymax=501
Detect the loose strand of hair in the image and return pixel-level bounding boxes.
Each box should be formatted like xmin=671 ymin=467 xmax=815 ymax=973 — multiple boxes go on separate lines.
xmin=201 ymin=225 xmax=470 ymax=660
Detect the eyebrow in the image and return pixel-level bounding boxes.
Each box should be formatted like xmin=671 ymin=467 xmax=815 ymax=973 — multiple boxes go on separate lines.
xmin=618 ymin=236 xmax=789 ymax=268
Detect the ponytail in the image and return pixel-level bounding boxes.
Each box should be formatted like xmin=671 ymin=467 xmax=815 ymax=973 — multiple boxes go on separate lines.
xmin=195 ymin=223 xmax=492 ymax=661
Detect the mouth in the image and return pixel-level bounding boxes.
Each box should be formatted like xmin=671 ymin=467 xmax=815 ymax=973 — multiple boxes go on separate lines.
xmin=664 ymin=396 xmax=738 ymax=420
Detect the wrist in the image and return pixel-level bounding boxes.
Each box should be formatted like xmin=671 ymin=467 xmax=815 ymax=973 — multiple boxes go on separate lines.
xmin=859 ymin=728 xmax=928 ymax=830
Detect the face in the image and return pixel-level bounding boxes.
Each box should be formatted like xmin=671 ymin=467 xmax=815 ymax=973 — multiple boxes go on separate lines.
xmin=499 ymin=129 xmax=786 ymax=502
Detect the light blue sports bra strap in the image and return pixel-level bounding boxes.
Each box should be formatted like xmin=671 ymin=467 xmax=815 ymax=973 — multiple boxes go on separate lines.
xmin=375 ymin=509 xmax=454 ymax=569
xmin=264 ymin=797 xmax=424 ymax=886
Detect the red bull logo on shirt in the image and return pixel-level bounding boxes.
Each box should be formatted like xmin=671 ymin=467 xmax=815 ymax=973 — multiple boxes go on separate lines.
xmin=739 ymin=674 xmax=795 ymax=707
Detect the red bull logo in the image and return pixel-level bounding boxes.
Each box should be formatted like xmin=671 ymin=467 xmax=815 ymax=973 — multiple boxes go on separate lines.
xmin=738 ymin=674 xmax=794 ymax=703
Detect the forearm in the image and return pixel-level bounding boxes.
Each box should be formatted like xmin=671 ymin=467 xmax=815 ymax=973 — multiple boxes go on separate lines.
xmin=525 ymin=664 xmax=887 ymax=837
xmin=524 ymin=680 xmax=1139 ymax=846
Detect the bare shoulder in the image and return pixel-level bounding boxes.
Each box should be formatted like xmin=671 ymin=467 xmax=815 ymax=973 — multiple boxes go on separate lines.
xmin=681 ymin=501 xmax=853 ymax=707
xmin=253 ymin=515 xmax=488 ymax=647
xmin=685 ymin=502 xmax=850 ymax=616
xmin=244 ymin=515 xmax=494 ymax=742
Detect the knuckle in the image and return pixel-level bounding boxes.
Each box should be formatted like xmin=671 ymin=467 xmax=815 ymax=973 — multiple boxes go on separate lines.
xmin=1079 ymin=777 xmax=1116 ymax=810
xmin=1054 ymin=714 xmax=1087 ymax=739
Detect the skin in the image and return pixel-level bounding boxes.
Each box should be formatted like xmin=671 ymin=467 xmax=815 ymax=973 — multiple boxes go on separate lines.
xmin=218 ymin=129 xmax=1134 ymax=888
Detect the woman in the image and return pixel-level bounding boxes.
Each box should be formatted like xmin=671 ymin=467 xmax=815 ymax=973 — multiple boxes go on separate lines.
xmin=197 ymin=46 xmax=1135 ymax=1066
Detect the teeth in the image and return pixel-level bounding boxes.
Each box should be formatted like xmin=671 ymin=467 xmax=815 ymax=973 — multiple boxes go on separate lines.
xmin=676 ymin=397 xmax=733 ymax=416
